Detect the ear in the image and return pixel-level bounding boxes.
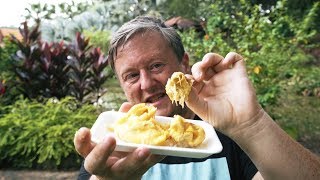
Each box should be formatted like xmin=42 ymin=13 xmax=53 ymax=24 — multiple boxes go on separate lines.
xmin=181 ymin=53 xmax=191 ymax=74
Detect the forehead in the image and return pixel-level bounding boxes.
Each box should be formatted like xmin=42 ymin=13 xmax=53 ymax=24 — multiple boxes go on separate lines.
xmin=118 ymin=30 xmax=169 ymax=53
xmin=114 ymin=31 xmax=177 ymax=73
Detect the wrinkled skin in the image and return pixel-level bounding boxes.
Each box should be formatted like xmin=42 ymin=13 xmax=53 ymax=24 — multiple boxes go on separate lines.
xmin=186 ymin=52 xmax=320 ymax=180
xmin=115 ymin=31 xmax=193 ymax=118
xmin=186 ymin=52 xmax=262 ymax=137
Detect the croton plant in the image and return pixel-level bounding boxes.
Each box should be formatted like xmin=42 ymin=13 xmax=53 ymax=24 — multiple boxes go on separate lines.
xmin=9 ymin=22 xmax=110 ymax=103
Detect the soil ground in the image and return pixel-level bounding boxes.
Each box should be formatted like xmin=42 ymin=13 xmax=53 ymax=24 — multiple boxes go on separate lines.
xmin=0 ymin=170 xmax=78 ymax=180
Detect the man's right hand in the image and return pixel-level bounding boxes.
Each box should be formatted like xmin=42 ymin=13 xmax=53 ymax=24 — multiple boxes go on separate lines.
xmin=74 ymin=102 xmax=164 ymax=180
xmin=186 ymin=52 xmax=263 ymax=139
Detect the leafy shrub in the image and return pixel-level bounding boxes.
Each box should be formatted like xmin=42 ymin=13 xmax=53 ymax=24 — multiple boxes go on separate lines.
xmin=0 ymin=96 xmax=98 ymax=169
xmin=287 ymin=65 xmax=320 ymax=97
xmin=68 ymin=32 xmax=110 ymax=103
xmin=9 ymin=22 xmax=111 ymax=103
xmin=83 ymin=29 xmax=111 ymax=54
xmin=0 ymin=37 xmax=18 ymax=79
xmin=266 ymin=91 xmax=320 ymax=140
xmin=10 ymin=22 xmax=70 ymax=100
xmin=180 ymin=0 xmax=319 ymax=107
xmin=98 ymin=78 xmax=127 ymax=110
xmin=0 ymin=37 xmax=19 ymax=106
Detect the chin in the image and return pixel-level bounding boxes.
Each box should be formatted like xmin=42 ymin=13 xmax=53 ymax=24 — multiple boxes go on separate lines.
xmin=155 ymin=106 xmax=174 ymax=117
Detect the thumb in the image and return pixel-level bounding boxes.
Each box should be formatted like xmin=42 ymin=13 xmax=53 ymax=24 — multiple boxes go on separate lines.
xmin=74 ymin=127 xmax=96 ymax=158
xmin=119 ymin=102 xmax=133 ymax=112
xmin=186 ymin=88 xmax=208 ymax=121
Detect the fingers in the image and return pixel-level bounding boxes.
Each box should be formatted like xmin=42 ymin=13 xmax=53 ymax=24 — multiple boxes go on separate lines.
xmin=112 ymin=148 xmax=151 ymax=174
xmin=192 ymin=53 xmax=224 ymax=81
xmin=105 ymin=147 xmax=163 ymax=179
xmin=187 ymin=52 xmax=245 ymax=123
xmin=84 ymin=136 xmax=116 ymax=175
xmin=232 ymin=56 xmax=247 ymax=72
xmin=186 ymin=87 xmax=208 ymax=121
xmin=192 ymin=52 xmax=244 ymax=82
xmin=74 ymin=127 xmax=96 ymax=157
xmin=214 ymin=52 xmax=244 ymax=72
xmin=82 ymin=138 xmax=160 ymax=179
xmin=135 ymin=154 xmax=165 ymax=176
xmin=119 ymin=102 xmax=133 ymax=112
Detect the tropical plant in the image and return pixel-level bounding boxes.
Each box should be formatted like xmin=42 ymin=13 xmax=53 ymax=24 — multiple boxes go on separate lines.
xmin=9 ymin=22 xmax=111 ymax=103
xmin=10 ymin=22 xmax=70 ymax=99
xmin=68 ymin=32 xmax=110 ymax=103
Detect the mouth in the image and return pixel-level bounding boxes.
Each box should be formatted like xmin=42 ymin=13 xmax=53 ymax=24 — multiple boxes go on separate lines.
xmin=145 ymin=93 xmax=167 ymax=103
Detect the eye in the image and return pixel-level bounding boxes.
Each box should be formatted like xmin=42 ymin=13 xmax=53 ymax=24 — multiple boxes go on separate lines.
xmin=150 ymin=63 xmax=165 ymax=72
xmin=125 ymin=72 xmax=139 ymax=82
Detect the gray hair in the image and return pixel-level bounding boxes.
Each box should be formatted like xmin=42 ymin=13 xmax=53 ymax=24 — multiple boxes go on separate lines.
xmin=108 ymin=16 xmax=185 ymax=71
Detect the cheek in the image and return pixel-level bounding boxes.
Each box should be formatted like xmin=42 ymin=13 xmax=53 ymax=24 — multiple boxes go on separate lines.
xmin=156 ymin=102 xmax=174 ymax=116
xmin=122 ymin=84 xmax=141 ymax=102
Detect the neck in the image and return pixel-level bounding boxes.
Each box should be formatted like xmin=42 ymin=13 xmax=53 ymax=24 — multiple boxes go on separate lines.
xmin=173 ymin=106 xmax=195 ymax=119
xmin=185 ymin=109 xmax=196 ymax=119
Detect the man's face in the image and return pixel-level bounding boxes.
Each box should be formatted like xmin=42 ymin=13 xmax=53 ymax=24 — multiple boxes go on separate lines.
xmin=114 ymin=31 xmax=190 ymax=117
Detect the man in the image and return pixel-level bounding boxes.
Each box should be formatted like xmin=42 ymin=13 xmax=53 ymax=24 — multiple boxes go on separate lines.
xmin=74 ymin=16 xmax=320 ymax=180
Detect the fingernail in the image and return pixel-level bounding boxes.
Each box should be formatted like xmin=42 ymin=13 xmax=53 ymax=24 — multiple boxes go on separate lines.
xmin=103 ymin=136 xmax=112 ymax=144
xmin=103 ymin=136 xmax=116 ymax=149
xmin=77 ymin=128 xmax=86 ymax=141
xmin=138 ymin=148 xmax=149 ymax=160
xmin=196 ymin=71 xmax=202 ymax=79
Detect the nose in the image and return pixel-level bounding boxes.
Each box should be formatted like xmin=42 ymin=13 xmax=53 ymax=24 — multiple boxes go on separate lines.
xmin=140 ymin=70 xmax=155 ymax=90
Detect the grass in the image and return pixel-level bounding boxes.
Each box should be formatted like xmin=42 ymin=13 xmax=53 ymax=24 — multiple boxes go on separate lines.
xmin=268 ymin=92 xmax=320 ymax=139
xmin=266 ymin=90 xmax=320 ymax=155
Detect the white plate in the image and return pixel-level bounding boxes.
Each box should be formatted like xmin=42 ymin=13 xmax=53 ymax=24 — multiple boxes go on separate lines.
xmin=90 ymin=111 xmax=223 ymax=158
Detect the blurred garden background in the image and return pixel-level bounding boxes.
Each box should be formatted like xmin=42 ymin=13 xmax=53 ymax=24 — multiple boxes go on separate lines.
xmin=0 ymin=0 xmax=319 ymax=172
